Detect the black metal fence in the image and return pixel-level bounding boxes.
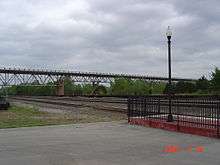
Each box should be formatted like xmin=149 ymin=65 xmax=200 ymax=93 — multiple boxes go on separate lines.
xmin=128 ymin=95 xmax=220 ymax=134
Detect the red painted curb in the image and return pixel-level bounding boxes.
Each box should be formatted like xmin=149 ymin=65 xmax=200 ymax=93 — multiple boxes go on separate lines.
xmin=129 ymin=118 xmax=219 ymax=138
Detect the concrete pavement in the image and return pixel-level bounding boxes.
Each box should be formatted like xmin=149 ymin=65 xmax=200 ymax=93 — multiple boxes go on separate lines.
xmin=0 ymin=121 xmax=219 ymax=165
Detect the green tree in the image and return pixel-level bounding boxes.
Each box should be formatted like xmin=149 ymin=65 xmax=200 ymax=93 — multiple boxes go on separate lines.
xmin=163 ymin=83 xmax=176 ymax=94
xmin=110 ymin=78 xmax=134 ymax=95
xmin=64 ymin=78 xmax=74 ymax=96
xmin=132 ymin=80 xmax=150 ymax=95
xmin=210 ymin=67 xmax=220 ymax=94
xmin=82 ymin=84 xmax=94 ymax=95
xmin=174 ymin=81 xmax=196 ymax=94
xmin=151 ymin=82 xmax=166 ymax=94
xmin=72 ymin=84 xmax=83 ymax=96
xmin=92 ymin=85 xmax=107 ymax=95
xmin=110 ymin=78 xmax=156 ymax=95
xmin=196 ymin=75 xmax=209 ymax=93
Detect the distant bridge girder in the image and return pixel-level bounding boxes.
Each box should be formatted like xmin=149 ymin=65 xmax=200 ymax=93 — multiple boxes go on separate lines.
xmin=0 ymin=68 xmax=196 ymax=86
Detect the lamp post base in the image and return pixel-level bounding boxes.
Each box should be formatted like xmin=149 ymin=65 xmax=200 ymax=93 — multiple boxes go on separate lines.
xmin=167 ymin=114 xmax=173 ymax=122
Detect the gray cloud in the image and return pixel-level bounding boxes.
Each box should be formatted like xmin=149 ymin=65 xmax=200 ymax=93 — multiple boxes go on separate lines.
xmin=0 ymin=0 xmax=220 ymax=78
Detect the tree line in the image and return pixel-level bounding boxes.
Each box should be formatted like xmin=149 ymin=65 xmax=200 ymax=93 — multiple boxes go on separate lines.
xmin=164 ymin=67 xmax=220 ymax=95
xmin=1 ymin=78 xmax=166 ymax=96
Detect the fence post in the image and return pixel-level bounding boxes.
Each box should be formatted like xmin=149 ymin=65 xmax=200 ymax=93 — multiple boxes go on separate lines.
xmin=217 ymin=102 xmax=220 ymax=138
xmin=144 ymin=97 xmax=147 ymax=119
xmin=177 ymin=97 xmax=180 ymax=131
xmin=141 ymin=97 xmax=144 ymax=119
xmin=158 ymin=98 xmax=160 ymax=114
xmin=127 ymin=97 xmax=131 ymax=123
xmin=157 ymin=97 xmax=160 ymax=120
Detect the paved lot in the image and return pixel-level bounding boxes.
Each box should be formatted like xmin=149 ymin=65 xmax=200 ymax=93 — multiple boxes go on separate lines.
xmin=0 ymin=121 xmax=220 ymax=165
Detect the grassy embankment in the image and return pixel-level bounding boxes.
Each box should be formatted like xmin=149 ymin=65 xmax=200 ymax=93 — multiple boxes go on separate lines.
xmin=0 ymin=105 xmax=126 ymax=129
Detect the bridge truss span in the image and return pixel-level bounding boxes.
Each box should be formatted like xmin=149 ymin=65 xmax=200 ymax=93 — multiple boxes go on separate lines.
xmin=0 ymin=68 xmax=196 ymax=86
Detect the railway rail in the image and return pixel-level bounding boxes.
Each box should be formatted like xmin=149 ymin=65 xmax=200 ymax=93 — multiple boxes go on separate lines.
xmin=10 ymin=95 xmax=220 ymax=118
xmin=10 ymin=96 xmax=220 ymax=109
xmin=10 ymin=96 xmax=127 ymax=113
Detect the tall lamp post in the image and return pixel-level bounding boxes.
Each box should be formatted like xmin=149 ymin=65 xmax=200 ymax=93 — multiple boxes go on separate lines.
xmin=166 ymin=26 xmax=173 ymax=122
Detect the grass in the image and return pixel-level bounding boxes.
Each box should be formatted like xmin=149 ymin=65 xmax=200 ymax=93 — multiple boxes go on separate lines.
xmin=0 ymin=105 xmax=126 ymax=129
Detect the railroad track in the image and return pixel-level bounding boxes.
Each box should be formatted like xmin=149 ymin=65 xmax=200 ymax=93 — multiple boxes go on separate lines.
xmin=10 ymin=96 xmax=218 ymax=109
xmin=10 ymin=97 xmax=127 ymax=113
xmin=10 ymin=96 xmax=218 ymax=117
xmin=26 ymin=96 xmax=128 ymax=104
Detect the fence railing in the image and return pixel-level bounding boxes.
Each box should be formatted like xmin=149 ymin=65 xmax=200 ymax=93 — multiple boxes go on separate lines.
xmin=128 ymin=96 xmax=220 ymax=136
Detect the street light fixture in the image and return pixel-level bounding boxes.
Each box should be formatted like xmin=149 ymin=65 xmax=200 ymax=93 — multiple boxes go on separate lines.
xmin=166 ymin=26 xmax=173 ymax=122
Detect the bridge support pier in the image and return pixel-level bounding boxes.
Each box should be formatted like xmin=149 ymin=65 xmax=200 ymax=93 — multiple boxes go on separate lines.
xmin=56 ymin=80 xmax=64 ymax=96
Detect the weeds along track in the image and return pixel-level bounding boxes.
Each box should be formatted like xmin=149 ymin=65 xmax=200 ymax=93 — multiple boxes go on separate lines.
xmin=10 ymin=96 xmax=127 ymax=113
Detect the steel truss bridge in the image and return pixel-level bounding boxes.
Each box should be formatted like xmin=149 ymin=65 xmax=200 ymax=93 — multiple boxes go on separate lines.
xmin=0 ymin=68 xmax=196 ymax=87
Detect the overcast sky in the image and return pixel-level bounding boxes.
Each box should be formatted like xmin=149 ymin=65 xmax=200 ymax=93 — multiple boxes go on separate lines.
xmin=0 ymin=0 xmax=220 ymax=79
